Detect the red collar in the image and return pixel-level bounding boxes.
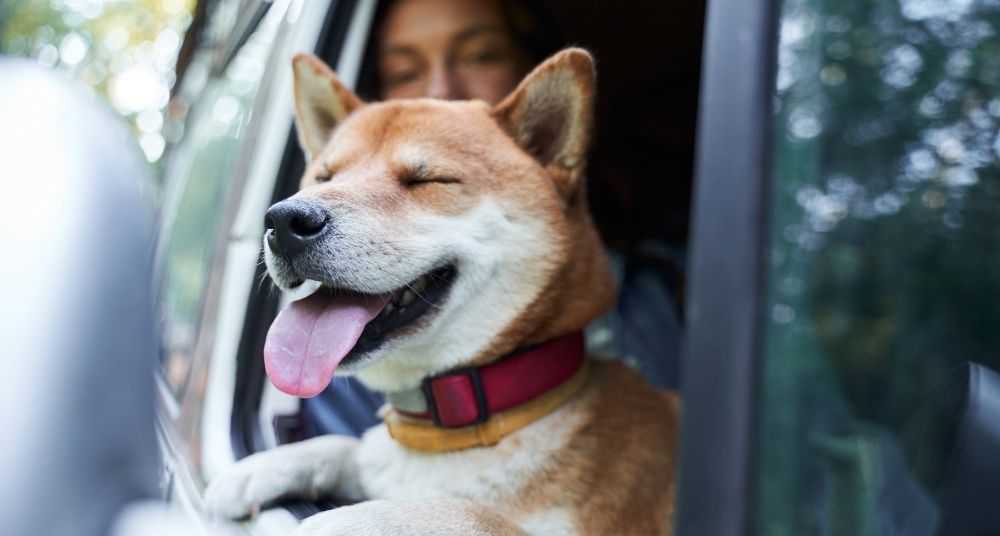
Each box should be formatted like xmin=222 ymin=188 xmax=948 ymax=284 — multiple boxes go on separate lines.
xmin=392 ymin=331 xmax=586 ymax=428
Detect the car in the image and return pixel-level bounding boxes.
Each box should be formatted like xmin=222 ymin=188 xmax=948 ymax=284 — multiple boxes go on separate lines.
xmin=154 ymin=0 xmax=1000 ymax=534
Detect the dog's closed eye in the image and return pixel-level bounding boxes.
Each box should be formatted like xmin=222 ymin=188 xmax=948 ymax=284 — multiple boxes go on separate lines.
xmin=400 ymin=175 xmax=462 ymax=188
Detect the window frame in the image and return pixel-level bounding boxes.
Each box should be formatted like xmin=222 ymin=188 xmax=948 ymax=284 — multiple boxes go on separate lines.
xmin=675 ymin=0 xmax=779 ymax=534
xmin=154 ymin=4 xmax=282 ymax=403
xmin=212 ymin=0 xmax=274 ymax=75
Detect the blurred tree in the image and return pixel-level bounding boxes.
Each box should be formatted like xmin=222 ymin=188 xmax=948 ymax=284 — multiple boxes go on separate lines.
xmin=0 ymin=0 xmax=196 ymax=164
xmin=757 ymin=0 xmax=1000 ymax=534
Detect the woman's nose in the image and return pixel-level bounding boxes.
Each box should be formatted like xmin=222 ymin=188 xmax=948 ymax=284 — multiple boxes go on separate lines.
xmin=426 ymin=63 xmax=461 ymax=100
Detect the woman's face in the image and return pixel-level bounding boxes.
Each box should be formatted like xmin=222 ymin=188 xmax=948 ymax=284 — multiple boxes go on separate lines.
xmin=378 ymin=0 xmax=529 ymax=105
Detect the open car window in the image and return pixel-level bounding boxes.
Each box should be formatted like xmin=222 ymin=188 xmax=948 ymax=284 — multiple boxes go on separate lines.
xmin=755 ymin=0 xmax=1000 ymax=533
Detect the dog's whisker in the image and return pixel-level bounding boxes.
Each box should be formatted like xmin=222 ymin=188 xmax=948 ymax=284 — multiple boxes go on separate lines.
xmin=255 ymin=271 xmax=271 ymax=295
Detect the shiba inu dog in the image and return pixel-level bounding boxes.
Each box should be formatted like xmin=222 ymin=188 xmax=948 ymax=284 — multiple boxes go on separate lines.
xmin=205 ymin=48 xmax=679 ymax=535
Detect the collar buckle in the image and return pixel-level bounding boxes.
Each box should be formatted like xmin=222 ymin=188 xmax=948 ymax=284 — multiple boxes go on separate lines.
xmin=421 ymin=366 xmax=491 ymax=428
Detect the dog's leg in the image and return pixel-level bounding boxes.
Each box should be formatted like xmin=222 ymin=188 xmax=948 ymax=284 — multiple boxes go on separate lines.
xmin=204 ymin=435 xmax=365 ymax=520
xmin=290 ymin=498 xmax=530 ymax=536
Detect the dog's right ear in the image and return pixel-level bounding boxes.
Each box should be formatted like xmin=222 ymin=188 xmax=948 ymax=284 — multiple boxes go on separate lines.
xmin=292 ymin=53 xmax=363 ymax=161
xmin=492 ymin=48 xmax=596 ymax=199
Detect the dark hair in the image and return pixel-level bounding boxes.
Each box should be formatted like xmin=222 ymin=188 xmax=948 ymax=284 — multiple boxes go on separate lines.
xmin=354 ymin=0 xmax=564 ymax=100
xmin=494 ymin=0 xmax=564 ymax=65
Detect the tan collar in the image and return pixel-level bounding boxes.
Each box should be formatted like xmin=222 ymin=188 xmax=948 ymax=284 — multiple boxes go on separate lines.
xmin=383 ymin=360 xmax=590 ymax=452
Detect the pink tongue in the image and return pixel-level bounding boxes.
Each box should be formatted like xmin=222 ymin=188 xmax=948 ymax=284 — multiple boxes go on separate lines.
xmin=264 ymin=291 xmax=389 ymax=398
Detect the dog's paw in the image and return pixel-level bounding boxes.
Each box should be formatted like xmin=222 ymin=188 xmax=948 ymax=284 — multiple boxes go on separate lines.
xmin=204 ymin=436 xmax=359 ymax=520
xmin=204 ymin=449 xmax=310 ymax=520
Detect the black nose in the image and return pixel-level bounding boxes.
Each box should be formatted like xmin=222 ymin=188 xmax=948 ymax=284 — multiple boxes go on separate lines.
xmin=264 ymin=199 xmax=330 ymax=257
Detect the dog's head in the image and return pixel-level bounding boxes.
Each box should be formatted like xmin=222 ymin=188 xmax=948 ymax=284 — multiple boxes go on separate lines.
xmin=262 ymin=48 xmax=615 ymax=394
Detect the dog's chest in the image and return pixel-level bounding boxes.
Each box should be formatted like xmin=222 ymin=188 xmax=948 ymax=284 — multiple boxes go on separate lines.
xmin=355 ymin=407 xmax=583 ymax=505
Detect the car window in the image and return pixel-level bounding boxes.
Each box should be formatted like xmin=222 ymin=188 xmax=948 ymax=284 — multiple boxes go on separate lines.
xmin=755 ymin=0 xmax=1000 ymax=534
xmin=158 ymin=6 xmax=283 ymax=396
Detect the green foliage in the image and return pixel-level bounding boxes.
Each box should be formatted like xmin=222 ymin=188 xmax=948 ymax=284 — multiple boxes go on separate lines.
xmin=0 ymin=0 xmax=195 ymax=163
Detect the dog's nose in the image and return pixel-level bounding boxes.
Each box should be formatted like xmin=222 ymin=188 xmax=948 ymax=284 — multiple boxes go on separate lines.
xmin=264 ymin=199 xmax=330 ymax=257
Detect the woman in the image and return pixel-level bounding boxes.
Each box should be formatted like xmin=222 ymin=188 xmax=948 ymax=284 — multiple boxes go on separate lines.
xmin=301 ymin=0 xmax=682 ymax=438
xmin=368 ymin=0 xmax=550 ymax=103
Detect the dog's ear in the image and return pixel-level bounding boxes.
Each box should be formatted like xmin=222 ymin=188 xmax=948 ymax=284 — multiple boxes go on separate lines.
xmin=492 ymin=48 xmax=595 ymax=196
xmin=292 ymin=53 xmax=363 ymax=161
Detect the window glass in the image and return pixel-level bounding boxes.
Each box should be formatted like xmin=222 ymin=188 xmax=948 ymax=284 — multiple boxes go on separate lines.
xmin=158 ymin=9 xmax=280 ymax=395
xmin=757 ymin=0 xmax=1000 ymax=534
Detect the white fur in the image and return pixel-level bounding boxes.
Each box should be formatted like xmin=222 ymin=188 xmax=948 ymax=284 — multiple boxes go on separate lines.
xmin=291 ymin=498 xmax=519 ymax=536
xmin=264 ymin=195 xmax=561 ymax=392
xmin=519 ymin=508 xmax=576 ymax=536
xmin=353 ymin=199 xmax=560 ymax=391
xmin=207 ymin=400 xmax=585 ymax=535
xmin=356 ymin=400 xmax=582 ymax=506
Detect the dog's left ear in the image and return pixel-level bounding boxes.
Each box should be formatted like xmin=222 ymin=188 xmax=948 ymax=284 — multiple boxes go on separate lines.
xmin=493 ymin=48 xmax=595 ymax=197
xmin=292 ymin=53 xmax=364 ymax=161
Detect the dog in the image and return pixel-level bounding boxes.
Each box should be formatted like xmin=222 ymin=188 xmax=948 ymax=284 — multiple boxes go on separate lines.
xmin=205 ymin=48 xmax=679 ymax=535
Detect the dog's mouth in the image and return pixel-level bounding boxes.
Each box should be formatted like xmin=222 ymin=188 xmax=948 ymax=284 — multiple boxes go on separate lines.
xmin=349 ymin=264 xmax=457 ymax=360
xmin=263 ymin=265 xmax=456 ymax=398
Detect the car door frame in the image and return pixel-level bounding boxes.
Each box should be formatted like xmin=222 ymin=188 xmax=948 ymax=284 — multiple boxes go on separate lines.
xmin=675 ymin=0 xmax=779 ymax=534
